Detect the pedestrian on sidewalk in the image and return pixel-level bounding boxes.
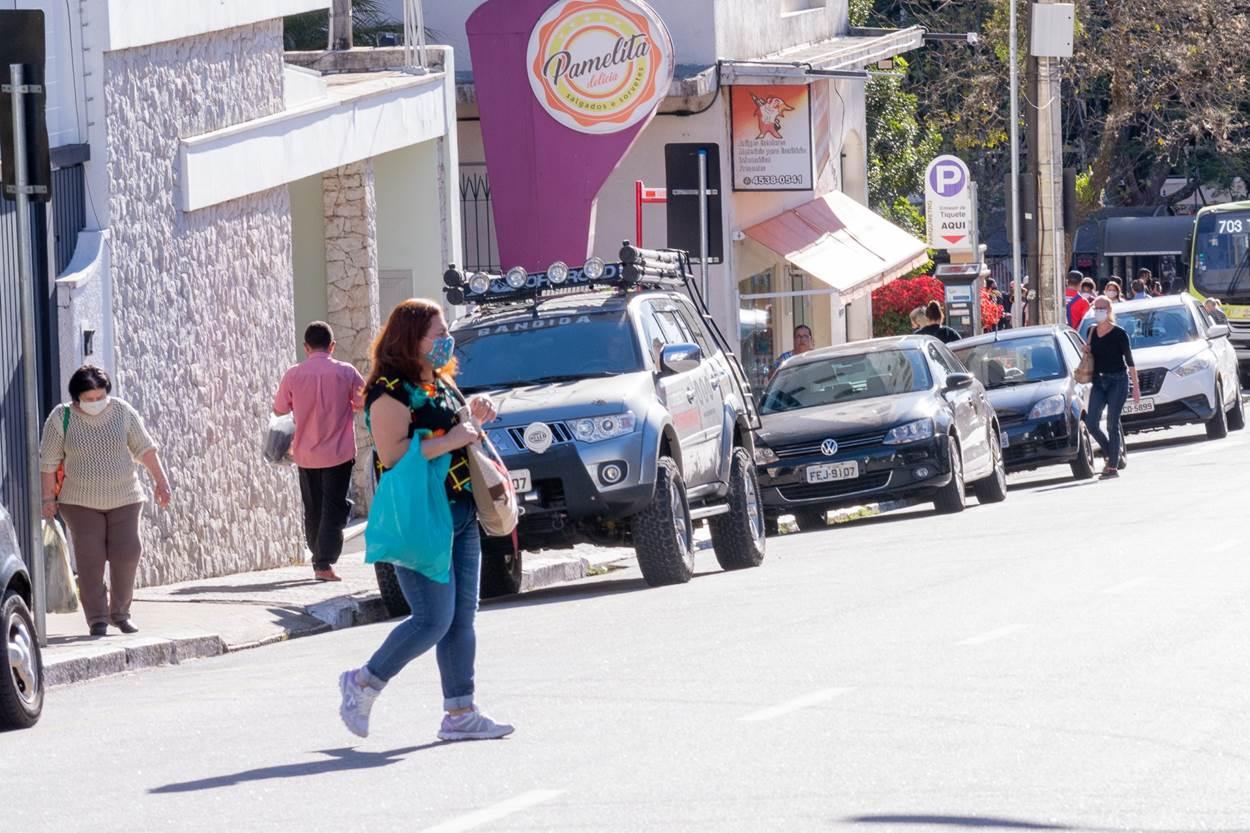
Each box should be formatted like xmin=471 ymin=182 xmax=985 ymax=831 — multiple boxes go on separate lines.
xmin=1130 ymin=278 xmax=1150 ymax=300
xmin=916 ymin=301 xmax=962 ymax=343
xmin=909 ymin=306 xmax=928 ymax=332
xmin=1104 ymin=278 xmax=1124 ymax=303
xmin=1083 ymin=296 xmax=1140 ymax=479
xmin=38 ymin=365 xmax=171 ymax=637
xmin=273 ymin=321 xmax=365 ymax=583
xmin=338 ymin=299 xmax=513 ymax=742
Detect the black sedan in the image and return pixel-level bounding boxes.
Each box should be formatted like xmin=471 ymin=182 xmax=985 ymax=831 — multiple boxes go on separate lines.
xmin=753 ymin=335 xmax=1007 ymax=532
xmin=951 ymin=325 xmax=1095 ymax=480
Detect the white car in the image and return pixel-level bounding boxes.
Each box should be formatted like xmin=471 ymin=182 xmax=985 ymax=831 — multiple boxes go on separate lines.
xmin=1079 ymin=295 xmax=1245 ymax=439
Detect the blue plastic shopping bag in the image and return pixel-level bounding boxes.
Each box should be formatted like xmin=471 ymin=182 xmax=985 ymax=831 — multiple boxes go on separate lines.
xmin=364 ymin=446 xmax=454 ymax=583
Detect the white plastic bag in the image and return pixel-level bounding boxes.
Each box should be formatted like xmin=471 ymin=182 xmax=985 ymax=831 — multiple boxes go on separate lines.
xmin=262 ymin=413 xmax=295 ymax=464
xmin=43 ymin=519 xmax=79 ymax=614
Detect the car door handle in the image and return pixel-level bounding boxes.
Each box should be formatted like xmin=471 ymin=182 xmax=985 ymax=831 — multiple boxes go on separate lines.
xmin=686 ymin=387 xmax=697 ymax=402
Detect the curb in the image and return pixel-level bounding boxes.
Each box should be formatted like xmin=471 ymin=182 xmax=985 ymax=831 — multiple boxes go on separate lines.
xmin=43 ymin=548 xmax=631 ymax=689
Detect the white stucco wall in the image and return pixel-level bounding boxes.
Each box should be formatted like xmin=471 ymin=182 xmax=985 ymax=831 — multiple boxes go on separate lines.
xmin=290 ymin=174 xmax=329 ymax=359
xmin=55 ymin=231 xmax=113 ymax=399
xmin=104 ymin=21 xmax=302 ymax=586
xmin=13 ymin=0 xmax=86 ymax=148
xmin=375 ymin=141 xmax=446 ymax=312
xmin=423 ymin=0 xmax=849 ymax=69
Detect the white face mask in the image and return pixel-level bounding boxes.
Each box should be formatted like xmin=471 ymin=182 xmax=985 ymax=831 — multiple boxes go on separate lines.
xmin=79 ymin=396 xmax=110 ymax=416
xmin=1094 ymin=309 xmax=1109 ymax=324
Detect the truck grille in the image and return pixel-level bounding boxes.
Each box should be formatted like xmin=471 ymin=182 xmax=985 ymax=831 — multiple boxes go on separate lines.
xmin=506 ymin=421 xmax=574 ymax=449
xmin=773 ymin=431 xmax=886 ymax=459
xmin=1136 ymin=367 xmax=1166 ymax=396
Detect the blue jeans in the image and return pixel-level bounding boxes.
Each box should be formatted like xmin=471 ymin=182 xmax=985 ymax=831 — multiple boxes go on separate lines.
xmin=1086 ymin=371 xmax=1129 ymax=466
xmin=364 ymin=497 xmax=481 ymax=710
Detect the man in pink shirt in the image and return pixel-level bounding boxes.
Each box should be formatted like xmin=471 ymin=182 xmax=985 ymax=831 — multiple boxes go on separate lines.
xmin=274 ymin=322 xmax=365 ymax=582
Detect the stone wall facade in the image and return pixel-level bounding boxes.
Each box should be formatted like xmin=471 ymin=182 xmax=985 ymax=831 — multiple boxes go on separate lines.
xmin=323 ymin=161 xmax=381 ymax=511
xmin=104 ymin=22 xmax=303 ymax=585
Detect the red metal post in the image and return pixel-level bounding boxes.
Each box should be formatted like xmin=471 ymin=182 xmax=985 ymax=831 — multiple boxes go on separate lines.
xmin=635 ymin=179 xmax=645 ymax=246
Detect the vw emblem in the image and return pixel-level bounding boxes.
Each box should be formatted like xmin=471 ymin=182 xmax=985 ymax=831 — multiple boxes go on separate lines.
xmin=820 ymin=438 xmax=839 ymax=457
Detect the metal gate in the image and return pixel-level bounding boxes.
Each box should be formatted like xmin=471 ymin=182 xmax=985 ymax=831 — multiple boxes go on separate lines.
xmin=0 ymin=162 xmax=81 ymax=561
xmin=460 ymin=164 xmax=500 ymax=273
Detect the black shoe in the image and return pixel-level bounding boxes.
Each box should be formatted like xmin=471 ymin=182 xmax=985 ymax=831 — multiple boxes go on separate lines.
xmin=89 ymin=623 xmax=108 ymax=637
xmin=1099 ymin=468 xmax=1120 ymax=479
xmin=115 ymin=620 xmax=139 ymax=634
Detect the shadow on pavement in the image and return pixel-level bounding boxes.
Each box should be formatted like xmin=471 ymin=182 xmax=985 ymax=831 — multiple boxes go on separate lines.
xmin=483 ymin=575 xmax=653 ymax=609
xmin=167 ymin=579 xmax=321 ymax=596
xmin=1122 ymin=434 xmax=1207 ymax=455
xmin=148 ymin=744 xmax=447 ymax=793
xmin=1006 ymin=474 xmax=1075 ymax=492
xmin=844 ymin=814 xmax=1250 ymax=833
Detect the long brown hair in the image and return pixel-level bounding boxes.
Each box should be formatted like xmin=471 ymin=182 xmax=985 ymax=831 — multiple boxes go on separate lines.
xmin=364 ymin=299 xmax=454 ymax=393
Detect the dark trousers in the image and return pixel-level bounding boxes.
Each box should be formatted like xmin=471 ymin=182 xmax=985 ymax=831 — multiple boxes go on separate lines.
xmin=298 ymin=460 xmax=355 ymax=569
xmin=1086 ymin=370 xmax=1130 ymax=466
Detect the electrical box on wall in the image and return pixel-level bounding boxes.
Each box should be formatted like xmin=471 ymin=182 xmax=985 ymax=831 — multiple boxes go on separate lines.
xmin=1031 ymin=4 xmax=1074 ymax=58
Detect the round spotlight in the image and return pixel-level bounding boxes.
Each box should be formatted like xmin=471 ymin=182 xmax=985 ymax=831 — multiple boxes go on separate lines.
xmin=505 ymin=266 xmax=528 ymax=289
xmin=547 ymin=261 xmax=570 ymax=284
xmin=443 ymin=266 xmax=465 ymax=288
xmin=599 ymin=463 xmax=625 ymax=485
xmin=468 ymin=273 xmax=491 ymax=295
xmin=582 ymin=257 xmax=606 ymax=280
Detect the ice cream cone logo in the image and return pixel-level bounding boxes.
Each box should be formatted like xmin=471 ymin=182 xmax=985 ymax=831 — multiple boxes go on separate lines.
xmin=527 ymin=0 xmax=674 ymax=135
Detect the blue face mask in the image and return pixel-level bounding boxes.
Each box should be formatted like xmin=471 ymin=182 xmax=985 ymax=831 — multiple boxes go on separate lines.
xmin=425 ymin=334 xmax=455 ymax=368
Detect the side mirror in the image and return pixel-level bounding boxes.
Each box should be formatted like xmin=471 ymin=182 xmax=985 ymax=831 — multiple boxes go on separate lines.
xmin=943 ymin=372 xmax=976 ymax=392
xmin=660 ymin=343 xmax=702 ymax=375
xmin=1207 ymin=323 xmax=1230 ymax=340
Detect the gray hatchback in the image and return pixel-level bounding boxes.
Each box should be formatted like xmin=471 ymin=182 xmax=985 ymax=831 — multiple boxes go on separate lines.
xmin=1 ymin=506 xmax=43 ymax=731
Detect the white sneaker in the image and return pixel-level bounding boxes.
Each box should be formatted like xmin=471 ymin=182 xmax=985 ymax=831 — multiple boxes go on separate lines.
xmin=437 ymin=707 xmax=515 ymax=741
xmin=338 ymin=669 xmax=380 ymax=738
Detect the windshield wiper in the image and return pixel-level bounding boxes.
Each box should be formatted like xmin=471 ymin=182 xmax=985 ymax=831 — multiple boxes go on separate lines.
xmin=1226 ymin=246 xmax=1250 ymax=296
xmin=482 ymin=372 xmax=619 ymax=388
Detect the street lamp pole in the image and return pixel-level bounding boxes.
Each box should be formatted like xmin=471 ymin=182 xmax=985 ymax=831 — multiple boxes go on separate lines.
xmin=1008 ymin=0 xmax=1024 ymax=328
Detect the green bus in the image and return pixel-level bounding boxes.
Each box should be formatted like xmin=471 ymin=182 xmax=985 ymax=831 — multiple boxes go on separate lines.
xmin=1188 ymin=201 xmax=1250 ymax=384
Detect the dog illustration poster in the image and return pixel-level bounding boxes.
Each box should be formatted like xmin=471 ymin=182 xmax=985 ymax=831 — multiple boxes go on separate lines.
xmin=730 ymin=85 xmax=814 ymax=191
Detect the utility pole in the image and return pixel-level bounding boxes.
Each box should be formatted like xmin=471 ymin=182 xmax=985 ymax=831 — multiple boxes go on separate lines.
xmin=1008 ymin=0 xmax=1023 ymax=327
xmin=1028 ymin=0 xmax=1073 ymax=324
xmin=330 ymin=0 xmax=353 ymax=51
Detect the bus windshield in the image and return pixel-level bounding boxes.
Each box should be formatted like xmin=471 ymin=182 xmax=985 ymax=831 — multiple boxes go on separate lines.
xmin=1193 ymin=209 xmax=1250 ymax=302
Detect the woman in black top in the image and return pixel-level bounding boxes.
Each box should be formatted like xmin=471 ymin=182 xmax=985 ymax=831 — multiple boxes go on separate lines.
xmin=916 ymin=300 xmax=963 ymax=344
xmin=1083 ymin=295 xmax=1141 ymax=478
xmin=337 ymin=298 xmax=515 ymax=742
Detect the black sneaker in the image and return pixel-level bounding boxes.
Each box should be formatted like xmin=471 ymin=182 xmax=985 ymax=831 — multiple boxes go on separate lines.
xmin=116 ymin=620 xmax=139 ymax=634
xmin=89 ymin=623 xmax=108 ymax=637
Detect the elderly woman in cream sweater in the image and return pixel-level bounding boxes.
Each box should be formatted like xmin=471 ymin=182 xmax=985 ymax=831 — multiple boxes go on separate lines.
xmin=39 ymin=365 xmax=171 ymax=637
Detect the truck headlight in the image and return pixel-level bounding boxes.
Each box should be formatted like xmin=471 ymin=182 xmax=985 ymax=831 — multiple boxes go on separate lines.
xmin=1027 ymin=394 xmax=1066 ymax=419
xmin=883 ymin=418 xmax=934 ymax=445
xmin=571 ymin=411 xmax=636 ymax=443
xmin=1171 ymin=356 xmax=1212 ymax=377
xmin=753 ymin=443 xmax=779 ymax=465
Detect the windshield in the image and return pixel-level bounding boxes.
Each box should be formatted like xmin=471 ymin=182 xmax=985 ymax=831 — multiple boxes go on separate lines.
xmin=455 ymin=311 xmax=643 ymax=390
xmin=1079 ymin=306 xmax=1199 ymax=349
xmin=953 ymin=335 xmax=1066 ymax=389
xmin=760 ymin=349 xmax=932 ymax=414
xmin=1192 ymin=210 xmax=1250 ymax=301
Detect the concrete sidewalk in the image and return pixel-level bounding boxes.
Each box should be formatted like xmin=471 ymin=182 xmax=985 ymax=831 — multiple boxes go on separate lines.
xmin=42 ymin=526 xmax=634 ymax=688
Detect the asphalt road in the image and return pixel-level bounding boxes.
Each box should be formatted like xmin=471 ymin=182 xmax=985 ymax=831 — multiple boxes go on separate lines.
xmin=5 ymin=422 xmax=1250 ymax=833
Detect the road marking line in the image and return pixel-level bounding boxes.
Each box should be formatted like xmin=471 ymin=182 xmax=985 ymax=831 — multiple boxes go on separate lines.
xmin=1210 ymin=539 xmax=1242 ymax=553
xmin=1100 ymin=576 xmax=1154 ymax=595
xmin=739 ymin=688 xmax=854 ymax=722
xmin=957 ymin=624 xmax=1027 ymax=646
xmin=418 ymin=790 xmax=565 ymax=833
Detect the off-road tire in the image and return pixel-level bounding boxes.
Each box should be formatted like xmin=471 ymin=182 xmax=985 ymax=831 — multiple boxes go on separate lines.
xmin=632 ymin=456 xmax=695 ymax=586
xmin=794 ymin=510 xmax=828 ymax=531
xmin=933 ymin=438 xmax=966 ymax=514
xmin=374 ymin=562 xmax=410 ymax=619
xmin=1070 ymin=419 xmax=1096 ymax=480
xmin=480 ymin=534 xmax=523 ymax=598
xmin=0 ymin=589 xmax=42 ymax=731
xmin=709 ymin=447 xmax=766 ymax=571
xmin=1206 ymin=382 xmax=1229 ymax=439
xmin=1228 ymin=389 xmax=1246 ymax=431
xmin=972 ymin=428 xmax=1008 ymax=504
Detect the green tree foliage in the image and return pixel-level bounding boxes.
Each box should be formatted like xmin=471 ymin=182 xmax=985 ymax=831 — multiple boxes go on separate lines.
xmin=865 ymin=57 xmax=941 ymax=238
xmin=284 ymin=0 xmax=400 ymax=51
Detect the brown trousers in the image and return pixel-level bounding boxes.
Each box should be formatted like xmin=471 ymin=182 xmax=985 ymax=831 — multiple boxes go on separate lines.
xmin=59 ymin=502 xmax=144 ymax=627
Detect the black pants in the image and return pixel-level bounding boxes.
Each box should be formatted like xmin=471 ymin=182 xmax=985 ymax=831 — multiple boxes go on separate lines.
xmin=298 ymin=460 xmax=355 ymax=569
